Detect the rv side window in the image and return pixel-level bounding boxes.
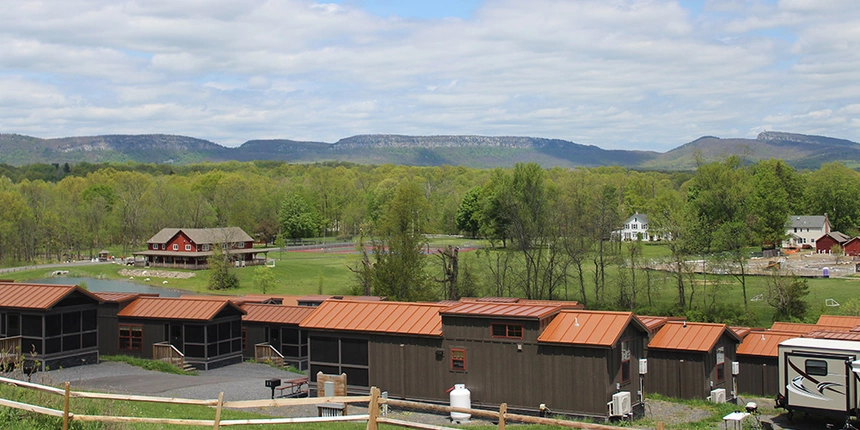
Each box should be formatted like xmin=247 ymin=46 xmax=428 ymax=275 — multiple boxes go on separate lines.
xmin=806 ymin=359 xmax=828 ymax=376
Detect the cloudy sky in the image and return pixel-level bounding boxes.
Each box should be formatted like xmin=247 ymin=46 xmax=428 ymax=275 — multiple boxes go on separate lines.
xmin=2 ymin=0 xmax=859 ymax=151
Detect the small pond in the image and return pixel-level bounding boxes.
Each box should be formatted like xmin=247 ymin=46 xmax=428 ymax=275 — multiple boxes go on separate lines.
xmin=32 ymin=277 xmax=192 ymax=298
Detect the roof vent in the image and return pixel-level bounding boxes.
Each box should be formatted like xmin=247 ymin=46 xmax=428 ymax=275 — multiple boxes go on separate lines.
xmin=682 ymin=321 xmax=687 ymax=328
xmin=573 ymin=317 xmax=580 ymax=327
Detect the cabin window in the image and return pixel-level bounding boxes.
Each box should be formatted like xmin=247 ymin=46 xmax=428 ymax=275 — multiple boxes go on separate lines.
xmin=806 ymin=359 xmax=828 ymax=376
xmin=119 ymin=325 xmax=143 ymax=351
xmin=491 ymin=323 xmax=523 ymax=339
xmin=185 ymin=244 xmax=191 ymax=251
xmin=202 ymin=244 xmax=210 ymax=252
xmin=716 ymin=346 xmax=725 ymax=382
xmin=173 ymin=244 xmax=179 ymax=250
xmin=451 ymin=348 xmax=467 ymax=371
xmin=620 ymin=339 xmax=631 ymax=383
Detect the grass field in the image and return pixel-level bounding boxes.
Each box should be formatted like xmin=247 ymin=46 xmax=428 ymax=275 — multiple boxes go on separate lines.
xmin=3 ymin=239 xmax=856 ymax=327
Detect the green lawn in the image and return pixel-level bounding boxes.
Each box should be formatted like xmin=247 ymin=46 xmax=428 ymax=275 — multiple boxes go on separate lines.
xmin=4 ymin=240 xmax=855 ymax=327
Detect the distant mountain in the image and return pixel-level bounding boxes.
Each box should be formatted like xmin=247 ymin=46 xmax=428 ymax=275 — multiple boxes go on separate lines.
xmin=0 ymin=133 xmax=230 ymax=165
xmin=641 ymin=131 xmax=860 ymax=170
xmin=0 ymin=131 xmax=857 ymax=170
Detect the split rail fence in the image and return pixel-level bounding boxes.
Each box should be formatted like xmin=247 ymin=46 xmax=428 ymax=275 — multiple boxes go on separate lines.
xmin=0 ymin=375 xmax=637 ymax=430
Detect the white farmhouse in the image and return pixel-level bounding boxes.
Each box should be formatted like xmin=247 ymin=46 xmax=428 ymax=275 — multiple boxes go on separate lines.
xmin=617 ymin=213 xmax=654 ymax=241
xmin=783 ymin=214 xmax=830 ymax=248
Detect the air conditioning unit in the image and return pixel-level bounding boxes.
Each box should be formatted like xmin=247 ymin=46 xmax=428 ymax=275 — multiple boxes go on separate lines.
xmin=608 ymin=391 xmax=632 ymax=416
xmin=709 ymin=388 xmax=727 ymax=404
xmin=639 ymin=358 xmax=648 ymax=375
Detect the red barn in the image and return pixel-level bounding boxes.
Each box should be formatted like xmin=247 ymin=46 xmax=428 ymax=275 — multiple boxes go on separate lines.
xmin=133 ymin=227 xmax=265 ymax=270
xmin=815 ymin=231 xmax=851 ymax=254
xmin=842 ymin=237 xmax=860 ymax=256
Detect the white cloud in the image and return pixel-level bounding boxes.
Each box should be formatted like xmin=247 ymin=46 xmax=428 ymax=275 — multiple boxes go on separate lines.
xmin=0 ymin=0 xmax=859 ymax=150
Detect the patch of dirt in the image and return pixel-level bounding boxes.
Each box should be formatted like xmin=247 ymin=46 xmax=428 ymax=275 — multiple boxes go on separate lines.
xmin=118 ymin=268 xmax=195 ymax=279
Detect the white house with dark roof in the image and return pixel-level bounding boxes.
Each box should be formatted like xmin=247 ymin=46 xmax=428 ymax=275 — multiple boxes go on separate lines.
xmin=783 ymin=215 xmax=830 ymax=248
xmin=615 ymin=213 xmax=664 ymax=241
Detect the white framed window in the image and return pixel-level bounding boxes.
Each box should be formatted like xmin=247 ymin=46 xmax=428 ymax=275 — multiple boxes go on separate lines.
xmin=202 ymin=244 xmax=210 ymax=252
xmin=172 ymin=244 xmax=178 ymax=250
xmin=185 ymin=244 xmax=191 ymax=251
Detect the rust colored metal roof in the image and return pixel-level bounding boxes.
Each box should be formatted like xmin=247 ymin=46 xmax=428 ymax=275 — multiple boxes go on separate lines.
xmin=729 ymin=326 xmax=754 ymax=339
xmin=817 ymin=315 xmax=860 ymax=328
xmin=118 ymin=297 xmax=245 ymax=321
xmin=636 ymin=315 xmax=686 ymax=333
xmin=92 ymin=292 xmax=158 ymax=303
xmin=179 ymin=294 xmax=247 ymax=305
xmin=441 ymin=302 xmax=563 ymax=319
xmin=736 ymin=331 xmax=801 ymax=357
xmin=537 ymin=311 xmax=646 ymax=347
xmin=0 ymin=283 xmax=102 ymax=310
xmin=299 ymin=300 xmax=445 ymax=336
xmin=648 ymin=321 xmax=739 ymax=352
xmin=242 ymin=295 xmax=302 ymax=306
xmin=806 ymin=330 xmax=860 ymax=342
xmin=461 ymin=297 xmax=520 ymax=303
xmin=770 ymin=322 xmax=851 ymax=334
xmin=242 ymin=304 xmax=316 ymax=325
xmin=518 ymin=299 xmax=584 ymax=309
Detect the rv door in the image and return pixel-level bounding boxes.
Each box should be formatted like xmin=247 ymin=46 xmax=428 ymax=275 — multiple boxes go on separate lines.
xmin=784 ymin=351 xmax=856 ymax=415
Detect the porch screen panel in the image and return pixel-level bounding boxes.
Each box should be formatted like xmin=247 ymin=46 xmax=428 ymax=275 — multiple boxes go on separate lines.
xmin=45 ymin=314 xmax=61 ymax=337
xmin=22 ymin=315 xmax=42 ymax=337
xmin=312 ymin=336 xmax=339 ymax=363
xmin=340 ymin=339 xmax=368 ymax=365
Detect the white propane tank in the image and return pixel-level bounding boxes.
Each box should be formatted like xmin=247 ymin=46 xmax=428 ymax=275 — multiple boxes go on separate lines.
xmin=449 ymin=384 xmax=471 ymax=423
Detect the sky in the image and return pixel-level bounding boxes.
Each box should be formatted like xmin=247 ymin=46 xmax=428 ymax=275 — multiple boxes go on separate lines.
xmin=2 ymin=0 xmax=859 ymax=152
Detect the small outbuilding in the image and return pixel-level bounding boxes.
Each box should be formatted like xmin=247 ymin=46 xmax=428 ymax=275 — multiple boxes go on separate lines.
xmin=536 ymin=310 xmax=651 ymax=418
xmin=735 ymin=330 xmax=800 ymax=396
xmin=646 ymin=321 xmax=741 ymax=400
xmin=815 ymin=231 xmax=851 ymax=254
xmin=0 ymin=282 xmax=102 ymax=371
xmin=116 ymin=297 xmax=245 ymax=370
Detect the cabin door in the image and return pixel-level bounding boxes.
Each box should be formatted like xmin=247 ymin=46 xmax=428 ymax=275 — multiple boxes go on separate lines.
xmin=169 ymin=324 xmax=183 ymax=348
xmin=266 ymin=326 xmax=281 ymax=351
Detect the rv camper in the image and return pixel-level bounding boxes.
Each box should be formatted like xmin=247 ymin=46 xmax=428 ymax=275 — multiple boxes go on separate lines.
xmin=777 ymin=338 xmax=860 ymax=425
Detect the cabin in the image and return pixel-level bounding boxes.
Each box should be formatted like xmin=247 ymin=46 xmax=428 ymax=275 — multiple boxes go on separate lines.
xmin=536 ymin=310 xmax=650 ymax=418
xmin=770 ymin=321 xmax=851 ymax=335
xmin=436 ymin=301 xmax=586 ymax=414
xmin=116 ymin=297 xmax=245 ymax=370
xmin=133 ymin=227 xmax=264 ymax=270
xmin=241 ymin=303 xmax=315 ymax=370
xmin=0 ymin=282 xmax=102 ymax=371
xmin=735 ymin=330 xmax=800 ymax=396
xmin=814 ymin=231 xmax=851 ymax=254
xmin=300 ymin=300 xmax=448 ymax=394
xmin=93 ymin=292 xmax=158 ymax=356
xmin=645 ymin=321 xmax=741 ymax=400
xmin=784 ymin=215 xmax=830 ymax=249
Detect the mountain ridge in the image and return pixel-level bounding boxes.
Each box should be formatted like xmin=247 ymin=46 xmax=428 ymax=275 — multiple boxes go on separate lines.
xmin=0 ymin=131 xmax=857 ymax=170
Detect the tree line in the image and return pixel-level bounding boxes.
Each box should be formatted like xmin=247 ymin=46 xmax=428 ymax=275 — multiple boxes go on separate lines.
xmin=2 ymin=158 xmax=860 ymax=321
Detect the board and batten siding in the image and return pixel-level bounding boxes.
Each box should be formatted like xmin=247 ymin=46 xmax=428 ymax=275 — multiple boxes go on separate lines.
xmin=646 ymin=332 xmax=737 ymax=399
xmin=368 ymin=335 xmax=444 ymax=400
xmin=737 ymin=356 xmax=779 ymax=397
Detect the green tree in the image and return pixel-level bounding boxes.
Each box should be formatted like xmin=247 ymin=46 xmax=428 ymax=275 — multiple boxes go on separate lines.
xmin=748 ymin=161 xmax=791 ymax=248
xmin=278 ymin=193 xmax=322 ymax=242
xmin=368 ymin=180 xmax=433 ymax=301
xmin=455 ymin=187 xmax=483 ymax=238
xmin=804 ymin=162 xmax=860 ymax=234
xmin=766 ymin=270 xmax=810 ymax=322
xmin=253 ymin=266 xmax=276 ymax=294
xmin=207 ymin=246 xmax=239 ymax=290
xmin=714 ymin=220 xmax=752 ymax=309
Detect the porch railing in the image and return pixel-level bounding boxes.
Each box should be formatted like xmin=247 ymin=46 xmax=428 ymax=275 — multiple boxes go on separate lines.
xmin=254 ymin=343 xmax=284 ymax=367
xmin=0 ymin=336 xmax=21 ymax=364
xmin=152 ymin=342 xmax=185 ymax=368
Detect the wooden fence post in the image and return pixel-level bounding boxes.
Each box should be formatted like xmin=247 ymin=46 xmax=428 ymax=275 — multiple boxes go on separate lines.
xmin=62 ymin=382 xmax=70 ymax=430
xmin=657 ymin=422 xmax=664 ymax=430
xmin=213 ymin=392 xmax=224 ymax=429
xmin=498 ymin=403 xmax=507 ymax=430
xmin=367 ymin=386 xmax=380 ymax=430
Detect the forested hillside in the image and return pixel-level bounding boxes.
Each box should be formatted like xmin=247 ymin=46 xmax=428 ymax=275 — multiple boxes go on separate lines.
xmin=1 ymin=157 xmax=859 ymax=318
xmin=2 ymin=131 xmax=858 ymax=169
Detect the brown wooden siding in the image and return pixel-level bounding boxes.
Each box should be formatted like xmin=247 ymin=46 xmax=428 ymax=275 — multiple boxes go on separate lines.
xmin=646 ymin=332 xmax=737 ymax=400
xmin=442 ymin=315 xmax=543 ymax=343
xmin=737 ymin=356 xmax=779 ymax=396
xmin=97 ymin=303 xmax=121 ymax=356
